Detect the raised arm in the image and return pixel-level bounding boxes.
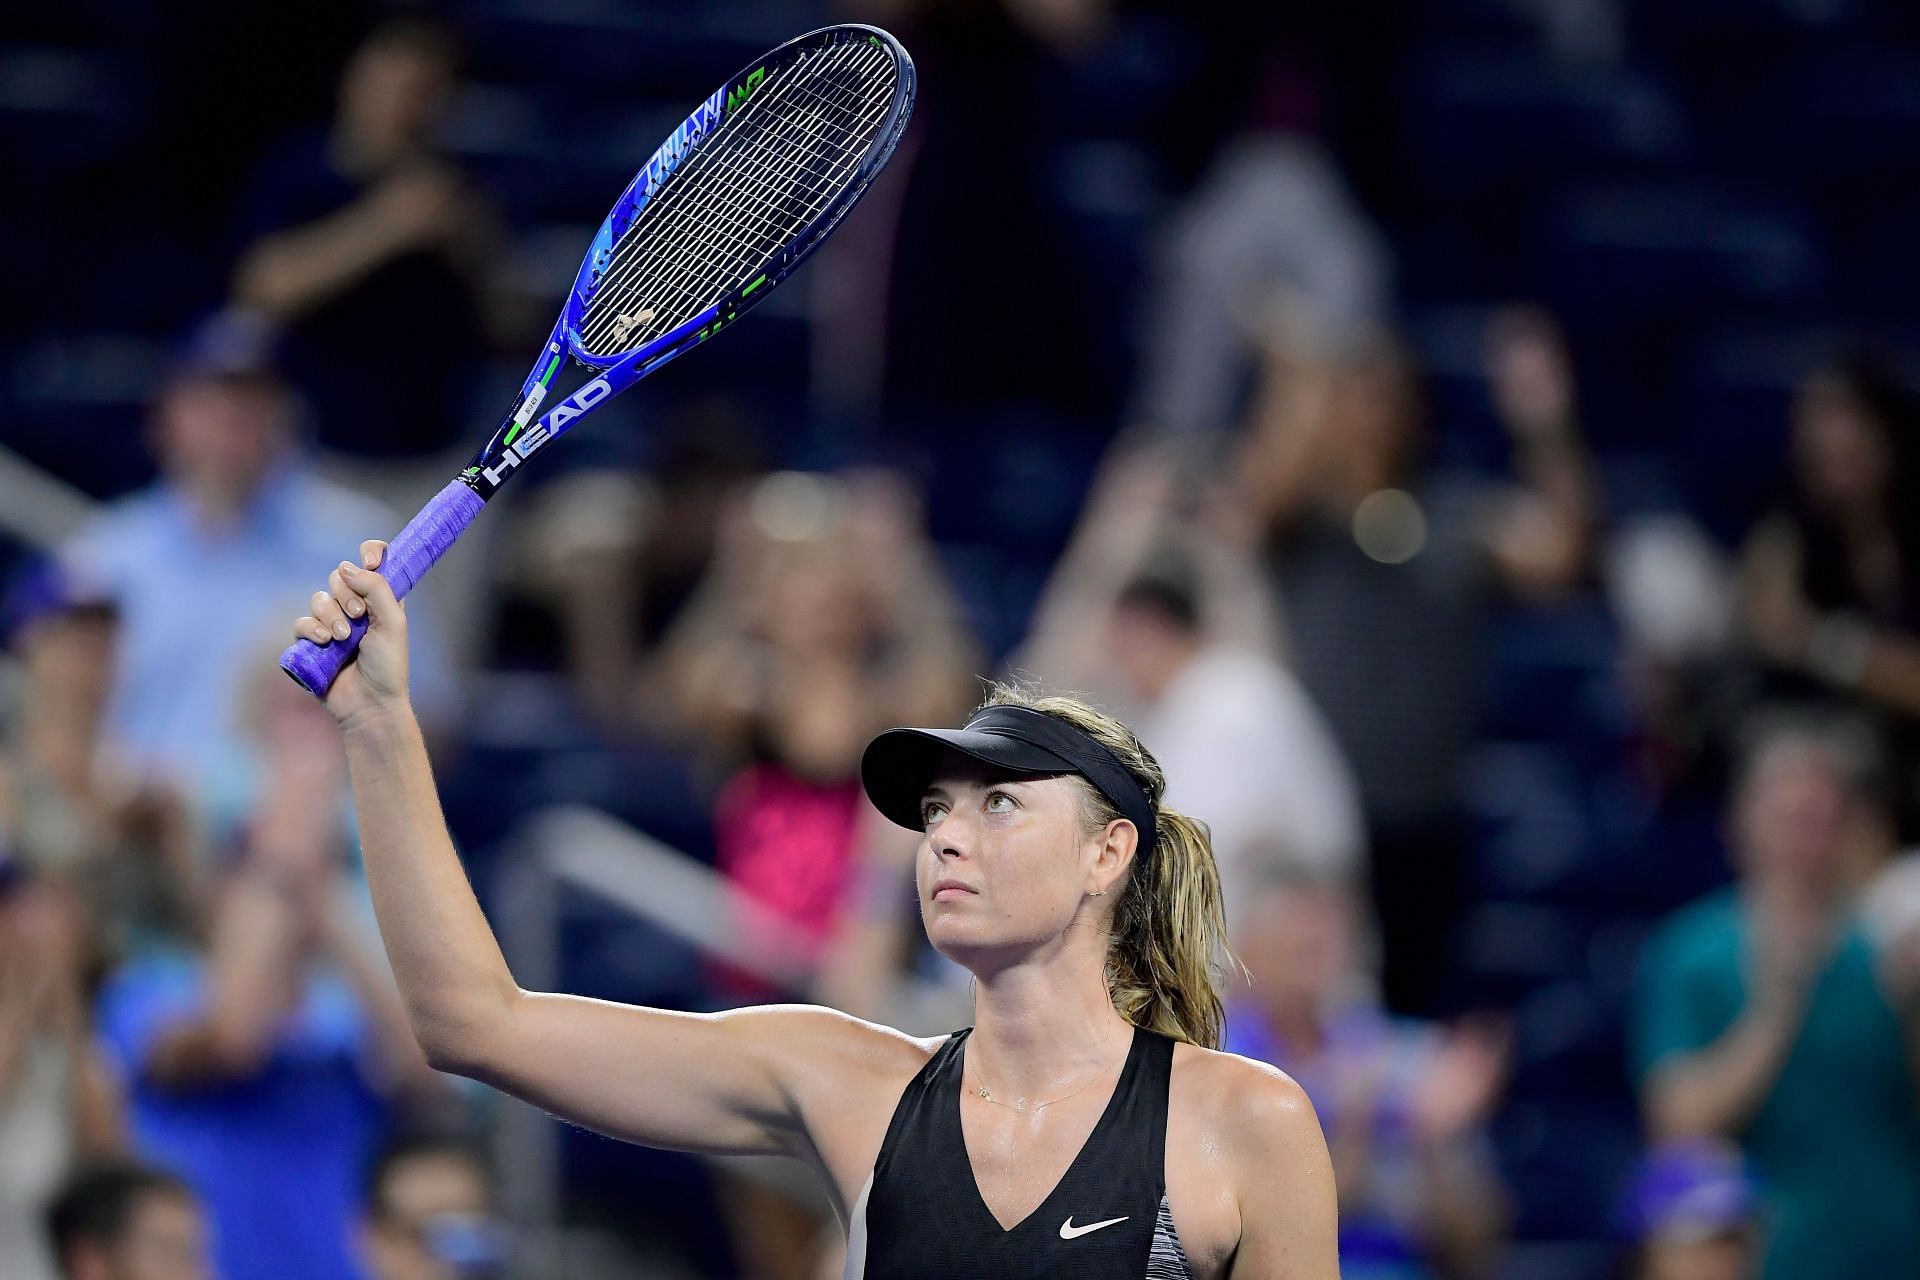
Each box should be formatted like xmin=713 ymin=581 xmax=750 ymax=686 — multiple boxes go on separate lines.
xmin=234 ymin=167 xmax=498 ymax=321
xmin=298 ymin=543 xmax=905 ymax=1166
xmin=1480 ymin=307 xmax=1597 ymax=597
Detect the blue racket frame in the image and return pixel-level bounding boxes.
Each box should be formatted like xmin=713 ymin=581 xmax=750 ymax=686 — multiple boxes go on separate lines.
xmin=282 ymin=24 xmax=916 ymax=697
xmin=467 ymin=23 xmax=917 ymax=498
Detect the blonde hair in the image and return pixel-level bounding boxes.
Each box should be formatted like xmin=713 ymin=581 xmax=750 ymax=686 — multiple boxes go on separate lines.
xmin=977 ymin=682 xmax=1232 ymax=1048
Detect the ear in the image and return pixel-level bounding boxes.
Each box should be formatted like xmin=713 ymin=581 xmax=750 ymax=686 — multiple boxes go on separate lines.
xmin=1087 ymin=817 xmax=1138 ymax=897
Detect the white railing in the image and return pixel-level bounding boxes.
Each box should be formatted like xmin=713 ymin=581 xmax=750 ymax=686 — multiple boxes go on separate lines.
xmin=0 ymin=442 xmax=98 ymax=549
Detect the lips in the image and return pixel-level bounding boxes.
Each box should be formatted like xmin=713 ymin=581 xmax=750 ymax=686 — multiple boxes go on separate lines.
xmin=931 ymin=879 xmax=977 ymax=901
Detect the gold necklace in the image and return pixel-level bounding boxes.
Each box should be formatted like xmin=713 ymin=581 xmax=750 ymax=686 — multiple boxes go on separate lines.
xmin=969 ymin=1051 xmax=1126 ymax=1115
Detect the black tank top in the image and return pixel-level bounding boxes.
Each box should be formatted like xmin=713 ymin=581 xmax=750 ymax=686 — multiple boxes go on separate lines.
xmin=845 ymin=1023 xmax=1193 ymax=1279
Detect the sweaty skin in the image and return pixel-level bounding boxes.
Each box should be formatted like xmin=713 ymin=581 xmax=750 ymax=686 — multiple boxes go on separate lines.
xmin=296 ymin=543 xmax=1338 ymax=1278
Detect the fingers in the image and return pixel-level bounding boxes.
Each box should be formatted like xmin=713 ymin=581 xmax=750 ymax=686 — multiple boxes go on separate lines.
xmin=291 ymin=542 xmax=400 ymax=648
xmin=311 ymin=588 xmax=351 ymax=641
xmin=328 ymin=564 xmax=368 ymax=623
xmin=338 ymin=560 xmax=403 ymax=626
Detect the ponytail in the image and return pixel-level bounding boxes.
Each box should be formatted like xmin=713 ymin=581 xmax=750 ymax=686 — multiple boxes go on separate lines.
xmin=977 ymin=683 xmax=1232 ymax=1048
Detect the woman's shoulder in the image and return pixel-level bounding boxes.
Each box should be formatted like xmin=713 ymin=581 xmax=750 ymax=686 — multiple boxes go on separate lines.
xmin=1164 ymin=1040 xmax=1335 ymax=1272
xmin=1169 ymin=1040 xmax=1320 ymax=1142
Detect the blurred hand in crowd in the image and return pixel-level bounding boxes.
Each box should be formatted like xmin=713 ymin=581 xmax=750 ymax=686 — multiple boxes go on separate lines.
xmin=360 ymin=167 xmax=471 ymax=258
xmin=0 ymin=871 xmax=90 ymax=1061
xmin=246 ymin=661 xmax=354 ymax=884
xmin=1742 ymin=538 xmax=1818 ymax=670
xmin=1410 ymin=1016 xmax=1513 ymax=1152
xmin=1484 ymin=306 xmax=1577 ymax=439
xmin=0 ymin=865 xmax=122 ymax=1158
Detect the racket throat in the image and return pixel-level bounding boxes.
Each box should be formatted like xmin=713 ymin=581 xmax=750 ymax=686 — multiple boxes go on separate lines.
xmin=466 ymin=374 xmax=614 ymax=495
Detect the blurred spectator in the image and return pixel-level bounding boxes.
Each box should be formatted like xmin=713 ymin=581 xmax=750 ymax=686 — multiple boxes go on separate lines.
xmin=1226 ymin=867 xmax=1510 ymax=1279
xmin=1 ymin=862 xmax=122 ymax=1280
xmin=655 ymin=470 xmax=978 ymax=964
xmin=92 ymin=663 xmax=441 ymax=1280
xmin=495 ymin=399 xmax=766 ymax=729
xmin=1738 ymin=350 xmax=1920 ymax=834
xmin=1631 ymin=713 xmax=1920 ymax=1279
xmin=1232 ymin=305 xmax=1596 ymax=1014
xmin=231 ymin=17 xmax=497 ymax=460
xmin=57 ymin=310 xmax=450 ymax=816
xmin=0 ymin=562 xmax=197 ymax=965
xmin=1131 ymin=132 xmax=1392 ymax=438
xmin=361 ymin=1135 xmax=506 ymax=1280
xmin=1018 ymin=449 xmax=1365 ymax=905
xmin=1607 ymin=516 xmax=1737 ymax=801
xmin=1616 ymin=1141 xmax=1758 ymax=1280
xmin=45 ymin=1161 xmax=208 ymax=1280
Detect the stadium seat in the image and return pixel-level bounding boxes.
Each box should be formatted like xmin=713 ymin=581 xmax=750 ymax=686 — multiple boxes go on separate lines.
xmin=1402 ymin=44 xmax=1692 ymax=210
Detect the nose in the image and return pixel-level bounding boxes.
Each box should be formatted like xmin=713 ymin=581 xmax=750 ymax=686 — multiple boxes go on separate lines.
xmin=928 ymin=808 xmax=975 ymax=861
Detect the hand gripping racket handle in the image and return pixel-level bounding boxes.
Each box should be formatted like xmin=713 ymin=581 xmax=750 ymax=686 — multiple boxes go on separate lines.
xmin=279 ymin=479 xmax=485 ymax=698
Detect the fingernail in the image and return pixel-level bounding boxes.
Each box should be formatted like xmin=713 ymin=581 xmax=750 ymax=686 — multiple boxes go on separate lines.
xmin=334 ymin=621 xmax=350 ymax=638
xmin=341 ymin=561 xmax=359 ymax=575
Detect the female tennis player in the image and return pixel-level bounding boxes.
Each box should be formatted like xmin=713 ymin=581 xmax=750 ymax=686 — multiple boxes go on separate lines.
xmin=296 ymin=542 xmax=1337 ymax=1279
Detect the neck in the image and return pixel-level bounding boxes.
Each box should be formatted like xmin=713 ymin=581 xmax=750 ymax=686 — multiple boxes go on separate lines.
xmin=966 ymin=935 xmax=1134 ymax=1101
xmin=176 ymin=465 xmax=277 ymax=534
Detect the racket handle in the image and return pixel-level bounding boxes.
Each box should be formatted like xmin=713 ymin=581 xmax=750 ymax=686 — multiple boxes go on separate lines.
xmin=280 ymin=479 xmax=486 ymax=698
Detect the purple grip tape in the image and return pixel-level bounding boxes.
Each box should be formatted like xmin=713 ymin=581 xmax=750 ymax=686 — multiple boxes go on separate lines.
xmin=280 ymin=478 xmax=485 ymax=698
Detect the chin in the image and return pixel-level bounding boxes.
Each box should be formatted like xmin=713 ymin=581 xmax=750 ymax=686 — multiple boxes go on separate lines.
xmin=920 ymin=905 xmax=1050 ymax=974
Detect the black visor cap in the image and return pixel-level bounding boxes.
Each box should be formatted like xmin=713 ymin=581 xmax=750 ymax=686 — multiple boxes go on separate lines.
xmin=860 ymin=705 xmax=1157 ymax=853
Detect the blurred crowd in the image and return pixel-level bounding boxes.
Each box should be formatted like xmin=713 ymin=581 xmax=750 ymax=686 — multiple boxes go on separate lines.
xmin=8 ymin=2 xmax=1920 ymax=1279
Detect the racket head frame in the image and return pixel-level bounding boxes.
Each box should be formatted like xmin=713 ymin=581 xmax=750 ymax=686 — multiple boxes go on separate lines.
xmin=460 ymin=24 xmax=916 ymax=499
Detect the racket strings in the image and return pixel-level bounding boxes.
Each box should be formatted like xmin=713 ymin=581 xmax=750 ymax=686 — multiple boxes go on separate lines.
xmin=607 ymin=70 xmax=877 ymax=322
xmin=580 ymin=39 xmax=896 ymax=355
xmin=594 ymin=42 xmax=887 ymax=307
xmin=583 ymin=42 xmax=889 ymax=349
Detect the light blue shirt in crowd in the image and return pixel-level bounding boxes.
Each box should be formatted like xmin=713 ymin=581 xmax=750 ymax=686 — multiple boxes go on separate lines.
xmin=61 ymin=461 xmax=454 ymax=803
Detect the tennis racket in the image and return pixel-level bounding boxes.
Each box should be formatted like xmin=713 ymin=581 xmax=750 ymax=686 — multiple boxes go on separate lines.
xmin=281 ymin=24 xmax=916 ymax=696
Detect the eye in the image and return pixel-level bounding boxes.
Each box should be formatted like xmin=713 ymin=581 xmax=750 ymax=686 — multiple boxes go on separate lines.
xmin=920 ymin=799 xmax=949 ymax=827
xmin=985 ymin=790 xmax=1016 ymax=814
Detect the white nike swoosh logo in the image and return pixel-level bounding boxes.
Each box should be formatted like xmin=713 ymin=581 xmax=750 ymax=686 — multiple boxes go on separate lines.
xmin=1059 ymin=1215 xmax=1129 ymax=1240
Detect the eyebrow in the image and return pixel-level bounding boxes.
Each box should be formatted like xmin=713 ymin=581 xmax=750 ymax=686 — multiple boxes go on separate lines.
xmin=922 ymin=775 xmax=1036 ymax=803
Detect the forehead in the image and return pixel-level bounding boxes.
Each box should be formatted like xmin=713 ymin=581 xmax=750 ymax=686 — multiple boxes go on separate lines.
xmin=924 ymin=749 xmax=1061 ymax=793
